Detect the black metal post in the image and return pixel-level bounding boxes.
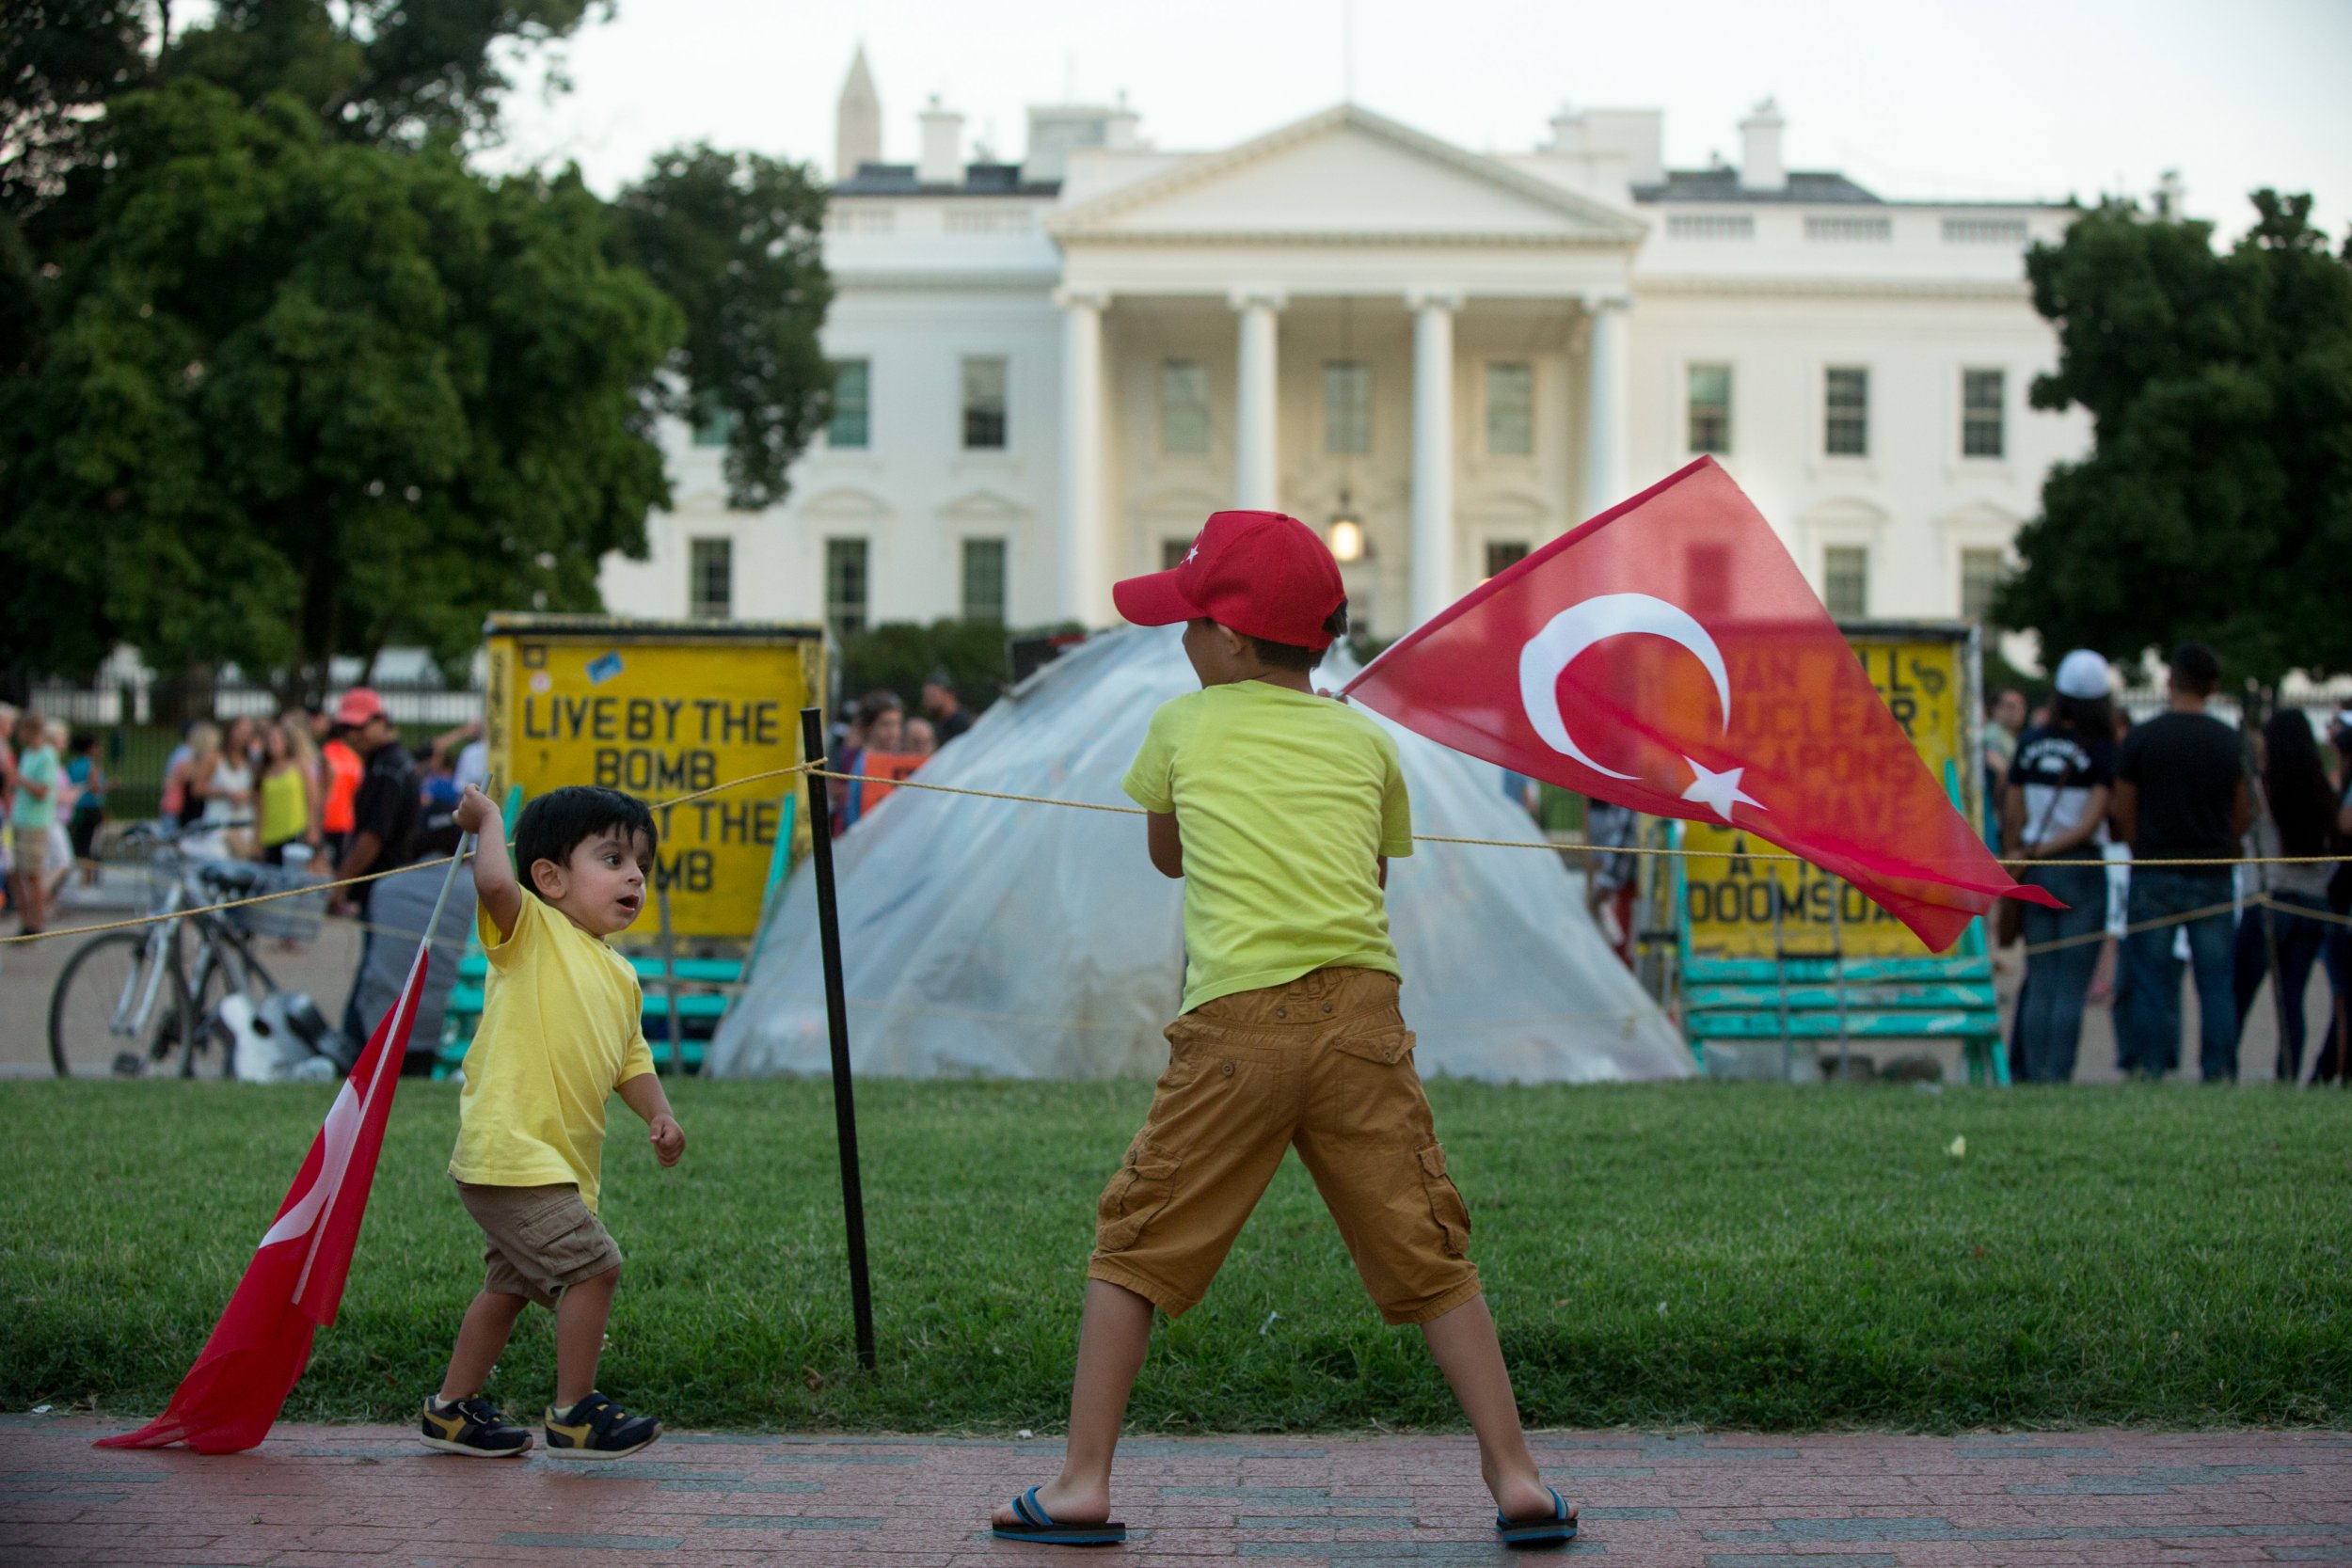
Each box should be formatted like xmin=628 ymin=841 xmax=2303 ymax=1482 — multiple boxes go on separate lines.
xmin=800 ymin=706 xmax=877 ymax=1370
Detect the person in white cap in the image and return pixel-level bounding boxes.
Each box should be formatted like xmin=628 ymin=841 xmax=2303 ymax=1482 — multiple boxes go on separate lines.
xmin=2001 ymin=649 xmax=2118 ymax=1083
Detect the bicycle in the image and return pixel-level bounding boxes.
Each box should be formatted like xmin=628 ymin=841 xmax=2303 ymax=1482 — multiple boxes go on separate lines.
xmin=46 ymin=821 xmax=307 ymax=1079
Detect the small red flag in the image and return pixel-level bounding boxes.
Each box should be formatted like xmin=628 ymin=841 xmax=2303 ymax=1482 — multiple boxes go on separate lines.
xmin=1343 ymin=457 xmax=2058 ymax=953
xmin=96 ymin=946 xmax=432 ymax=1454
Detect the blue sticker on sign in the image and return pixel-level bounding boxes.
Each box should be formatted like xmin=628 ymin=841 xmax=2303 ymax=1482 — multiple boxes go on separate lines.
xmin=586 ymin=651 xmax=625 ymax=684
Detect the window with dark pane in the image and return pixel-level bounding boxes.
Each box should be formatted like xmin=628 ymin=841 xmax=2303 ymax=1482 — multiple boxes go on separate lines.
xmin=1823 ymin=367 xmax=1868 ymax=457
xmin=825 ymin=537 xmax=869 ymax=638
xmin=1485 ymin=541 xmax=1531 ymax=580
xmin=1962 ymin=369 xmax=2005 ymax=458
xmin=1687 ymin=363 xmax=1732 ymax=454
xmin=1823 ymin=545 xmax=1868 ymax=618
xmin=961 ymin=537 xmax=1007 ymax=624
xmin=689 ymin=537 xmax=732 ymax=620
xmin=829 ymin=358 xmax=870 ymax=448
xmin=961 ymin=356 xmax=1008 ymax=450
xmin=691 ymin=397 xmax=734 ymax=449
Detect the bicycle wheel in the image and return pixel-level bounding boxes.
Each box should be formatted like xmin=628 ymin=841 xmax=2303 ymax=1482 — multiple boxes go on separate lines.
xmin=49 ymin=931 xmax=197 ymax=1079
xmin=189 ymin=925 xmax=277 ymax=1079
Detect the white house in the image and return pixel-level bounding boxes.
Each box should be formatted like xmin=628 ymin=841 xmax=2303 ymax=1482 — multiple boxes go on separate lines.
xmin=599 ymin=52 xmax=2090 ymax=646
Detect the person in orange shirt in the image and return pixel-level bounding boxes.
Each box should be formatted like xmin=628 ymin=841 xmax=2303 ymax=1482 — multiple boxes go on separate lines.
xmin=314 ymin=705 xmax=363 ymax=863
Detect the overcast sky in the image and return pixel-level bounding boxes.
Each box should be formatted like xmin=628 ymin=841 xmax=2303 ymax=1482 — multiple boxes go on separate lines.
xmin=484 ymin=0 xmax=2351 ymax=237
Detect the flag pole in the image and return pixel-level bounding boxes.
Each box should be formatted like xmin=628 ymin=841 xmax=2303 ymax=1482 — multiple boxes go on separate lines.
xmin=291 ymin=839 xmax=470 ymax=1303
xmin=800 ymin=707 xmax=877 ymax=1370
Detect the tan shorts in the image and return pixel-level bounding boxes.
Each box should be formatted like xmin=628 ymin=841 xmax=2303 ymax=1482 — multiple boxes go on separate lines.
xmin=455 ymin=1180 xmax=624 ymax=1307
xmin=1088 ymin=966 xmax=1482 ymax=1326
xmin=10 ymin=829 xmax=50 ymax=879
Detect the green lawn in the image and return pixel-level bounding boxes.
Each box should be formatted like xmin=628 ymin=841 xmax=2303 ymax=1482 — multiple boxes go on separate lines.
xmin=2 ymin=1078 xmax=2345 ymax=1433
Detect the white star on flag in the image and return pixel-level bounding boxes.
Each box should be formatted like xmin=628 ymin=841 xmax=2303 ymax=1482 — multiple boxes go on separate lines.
xmin=1680 ymin=756 xmax=1762 ymax=822
xmin=1183 ymin=542 xmax=1200 ymax=564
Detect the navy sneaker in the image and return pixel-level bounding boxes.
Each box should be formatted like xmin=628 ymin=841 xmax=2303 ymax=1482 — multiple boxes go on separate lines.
xmin=543 ymin=1391 xmax=661 ymax=1460
xmin=421 ymin=1394 xmax=533 ymax=1457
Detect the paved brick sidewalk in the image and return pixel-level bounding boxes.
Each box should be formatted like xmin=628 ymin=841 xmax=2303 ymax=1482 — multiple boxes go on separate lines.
xmin=3 ymin=1418 xmax=2347 ymax=1566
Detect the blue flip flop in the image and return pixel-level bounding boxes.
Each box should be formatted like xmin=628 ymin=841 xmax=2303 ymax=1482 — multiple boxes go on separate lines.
xmin=992 ymin=1485 xmax=1128 ymax=1546
xmin=1496 ymin=1485 xmax=1579 ymax=1547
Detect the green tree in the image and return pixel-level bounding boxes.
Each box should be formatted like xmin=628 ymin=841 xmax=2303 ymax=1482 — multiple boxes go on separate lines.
xmin=1 ymin=80 xmax=679 ymax=691
xmin=615 ymin=144 xmax=834 ymax=511
xmin=1995 ymin=192 xmax=2352 ymax=689
xmin=2 ymin=2 xmax=835 ymax=692
xmin=166 ymin=0 xmax=603 ymax=146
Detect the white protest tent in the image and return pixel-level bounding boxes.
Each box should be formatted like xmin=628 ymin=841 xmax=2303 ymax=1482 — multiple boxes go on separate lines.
xmin=709 ymin=625 xmax=1692 ymax=1083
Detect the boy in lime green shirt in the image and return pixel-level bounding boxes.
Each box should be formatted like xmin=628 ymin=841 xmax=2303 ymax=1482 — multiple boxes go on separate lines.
xmin=991 ymin=511 xmax=1577 ymax=1549
xmin=423 ymin=784 xmax=685 ymax=1461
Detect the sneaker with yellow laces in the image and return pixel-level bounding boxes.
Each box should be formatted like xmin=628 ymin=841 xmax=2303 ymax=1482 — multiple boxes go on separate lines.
xmin=420 ymin=1394 xmax=533 ymax=1457
xmin=543 ymin=1390 xmax=661 ymax=1460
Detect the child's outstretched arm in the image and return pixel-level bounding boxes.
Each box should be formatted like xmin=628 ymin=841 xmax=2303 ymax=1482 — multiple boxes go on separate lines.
xmin=453 ymin=784 xmax=522 ymax=938
xmin=1146 ymin=811 xmax=1184 ymax=879
xmin=618 ymin=1073 xmax=686 ymax=1166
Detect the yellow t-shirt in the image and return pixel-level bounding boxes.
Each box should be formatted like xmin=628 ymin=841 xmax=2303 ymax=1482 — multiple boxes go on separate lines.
xmin=1121 ymin=680 xmax=1413 ymax=1013
xmin=259 ymin=766 xmax=308 ymax=847
xmin=448 ymin=892 xmax=655 ymax=1212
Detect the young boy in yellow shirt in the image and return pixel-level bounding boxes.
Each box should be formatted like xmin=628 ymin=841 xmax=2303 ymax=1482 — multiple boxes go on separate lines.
xmin=421 ymin=784 xmax=686 ymax=1460
xmin=992 ymin=510 xmax=1576 ymax=1547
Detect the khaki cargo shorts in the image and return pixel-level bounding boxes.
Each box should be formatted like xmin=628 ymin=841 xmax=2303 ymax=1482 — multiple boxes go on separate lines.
xmin=455 ymin=1180 xmax=624 ymax=1308
xmin=10 ymin=828 xmax=50 ymax=879
xmin=1088 ymin=966 xmax=1482 ymax=1326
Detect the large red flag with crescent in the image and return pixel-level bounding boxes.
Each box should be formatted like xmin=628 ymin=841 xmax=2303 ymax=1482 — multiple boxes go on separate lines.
xmin=1343 ymin=456 xmax=2058 ymax=953
xmin=96 ymin=945 xmax=432 ymax=1454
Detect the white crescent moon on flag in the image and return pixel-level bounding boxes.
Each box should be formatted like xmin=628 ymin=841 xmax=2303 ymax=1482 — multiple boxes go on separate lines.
xmin=1518 ymin=593 xmax=1734 ymax=779
xmin=257 ymin=1078 xmax=361 ymax=1249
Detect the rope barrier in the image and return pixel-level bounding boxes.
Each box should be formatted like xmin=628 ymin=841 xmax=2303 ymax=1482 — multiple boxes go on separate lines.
xmin=806 ymin=768 xmax=2351 ymax=871
xmin=0 ymin=760 xmax=822 ymax=948
xmin=2016 ymin=893 xmax=2352 ymax=956
xmin=8 ymin=754 xmax=2344 ymax=949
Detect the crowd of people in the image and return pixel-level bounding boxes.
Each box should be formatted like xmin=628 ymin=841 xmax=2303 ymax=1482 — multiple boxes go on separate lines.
xmin=1986 ymin=642 xmax=2352 ymax=1086
xmin=825 ymin=673 xmax=974 ymax=833
xmin=0 ymin=706 xmax=107 ymax=938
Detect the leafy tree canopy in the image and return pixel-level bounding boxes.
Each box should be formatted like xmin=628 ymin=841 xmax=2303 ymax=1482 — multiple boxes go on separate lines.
xmin=1995 ymin=192 xmax=2352 ymax=689
xmin=615 ymin=144 xmax=834 ymax=512
xmin=2 ymin=2 xmax=834 ymax=693
xmin=2 ymin=79 xmax=679 ymax=687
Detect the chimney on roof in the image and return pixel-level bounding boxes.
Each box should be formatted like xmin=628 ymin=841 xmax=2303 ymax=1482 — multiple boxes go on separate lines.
xmin=835 ymin=45 xmax=882 ymax=181
xmin=1739 ymin=97 xmax=1786 ymax=192
xmin=918 ymin=95 xmax=964 ymax=185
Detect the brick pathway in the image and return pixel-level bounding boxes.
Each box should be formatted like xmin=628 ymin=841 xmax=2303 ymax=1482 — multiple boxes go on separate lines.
xmin=4 ymin=1418 xmax=2347 ymax=1565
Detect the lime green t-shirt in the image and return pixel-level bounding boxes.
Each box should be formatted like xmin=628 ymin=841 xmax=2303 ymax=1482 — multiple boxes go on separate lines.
xmin=1121 ymin=681 xmax=1413 ymax=1014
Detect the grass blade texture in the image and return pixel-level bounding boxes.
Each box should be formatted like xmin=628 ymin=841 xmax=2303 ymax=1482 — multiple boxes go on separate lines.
xmin=3 ymin=1079 xmax=2344 ymax=1432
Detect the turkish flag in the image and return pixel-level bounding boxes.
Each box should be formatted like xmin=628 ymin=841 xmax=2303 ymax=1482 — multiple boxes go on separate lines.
xmin=1343 ymin=457 xmax=2058 ymax=953
xmin=96 ymin=946 xmax=432 ymax=1454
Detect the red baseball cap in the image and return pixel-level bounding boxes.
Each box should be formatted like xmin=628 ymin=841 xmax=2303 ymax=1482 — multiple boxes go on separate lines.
xmin=1113 ymin=510 xmax=1344 ymax=651
xmin=331 ymin=688 xmax=388 ymax=727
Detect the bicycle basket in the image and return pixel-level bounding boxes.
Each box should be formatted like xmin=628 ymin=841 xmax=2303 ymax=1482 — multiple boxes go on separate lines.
xmin=226 ymin=863 xmax=329 ymax=942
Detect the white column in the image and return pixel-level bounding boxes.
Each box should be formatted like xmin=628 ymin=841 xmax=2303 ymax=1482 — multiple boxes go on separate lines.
xmin=1056 ymin=285 xmax=1109 ymax=626
xmin=1582 ymin=291 xmax=1631 ymax=519
xmin=1407 ymin=288 xmax=1461 ymax=627
xmin=1230 ymin=287 xmax=1284 ymax=509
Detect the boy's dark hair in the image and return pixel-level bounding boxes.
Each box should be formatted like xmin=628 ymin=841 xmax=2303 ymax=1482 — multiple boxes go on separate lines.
xmin=513 ymin=786 xmax=658 ymax=884
xmin=70 ymin=733 xmax=97 ymax=754
xmin=2169 ymin=641 xmax=2221 ymax=695
xmin=1247 ymin=601 xmax=1352 ymax=673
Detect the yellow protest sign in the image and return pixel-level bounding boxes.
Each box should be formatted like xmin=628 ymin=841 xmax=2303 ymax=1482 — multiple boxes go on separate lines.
xmin=1677 ymin=623 xmax=1981 ymax=959
xmin=484 ymin=615 xmax=825 ymax=942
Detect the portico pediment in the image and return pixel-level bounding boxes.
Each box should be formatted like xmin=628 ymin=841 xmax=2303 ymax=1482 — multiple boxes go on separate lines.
xmin=1048 ymin=105 xmax=1645 ymax=248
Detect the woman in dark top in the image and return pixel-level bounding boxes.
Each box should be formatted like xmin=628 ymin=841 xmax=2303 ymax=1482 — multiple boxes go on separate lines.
xmin=2235 ymin=712 xmax=2344 ymax=1082
xmin=2003 ymin=650 xmax=2117 ymax=1084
